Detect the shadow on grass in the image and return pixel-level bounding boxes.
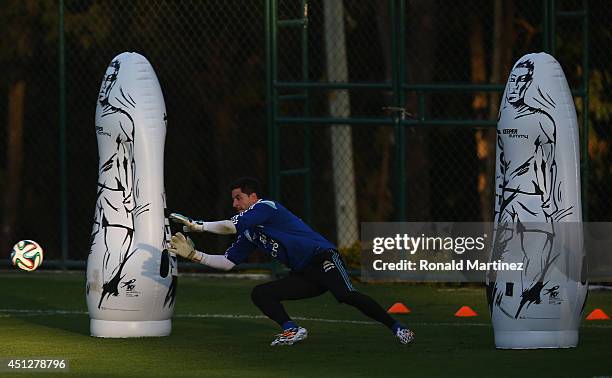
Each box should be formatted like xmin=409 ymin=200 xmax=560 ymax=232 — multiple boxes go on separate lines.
xmin=0 ymin=271 xmax=91 ymax=336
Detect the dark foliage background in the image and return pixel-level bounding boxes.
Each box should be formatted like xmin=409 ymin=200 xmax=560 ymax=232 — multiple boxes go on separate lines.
xmin=0 ymin=0 xmax=609 ymax=261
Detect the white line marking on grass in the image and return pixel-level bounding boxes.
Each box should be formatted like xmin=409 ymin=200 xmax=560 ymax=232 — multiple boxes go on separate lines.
xmin=179 ymin=313 xmax=376 ymax=325
xmin=0 ymin=309 xmax=87 ymax=315
xmin=0 ymin=309 xmax=610 ymax=328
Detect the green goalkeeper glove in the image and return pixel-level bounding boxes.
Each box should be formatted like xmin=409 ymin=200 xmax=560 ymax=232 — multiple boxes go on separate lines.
xmin=168 ymin=232 xmax=201 ymax=262
xmin=169 ymin=213 xmax=205 ymax=232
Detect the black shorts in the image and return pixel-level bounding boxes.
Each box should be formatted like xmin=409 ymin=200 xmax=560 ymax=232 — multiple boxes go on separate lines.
xmin=289 ymin=249 xmax=356 ymax=300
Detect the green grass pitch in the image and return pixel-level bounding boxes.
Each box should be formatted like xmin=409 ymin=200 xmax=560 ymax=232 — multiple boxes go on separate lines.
xmin=0 ymin=271 xmax=610 ymax=377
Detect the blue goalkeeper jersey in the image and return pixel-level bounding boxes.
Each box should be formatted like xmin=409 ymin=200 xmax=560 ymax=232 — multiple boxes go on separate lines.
xmin=224 ymin=199 xmax=335 ymax=271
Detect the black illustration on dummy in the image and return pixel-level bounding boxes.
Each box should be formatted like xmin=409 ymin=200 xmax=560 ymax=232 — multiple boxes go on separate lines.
xmin=487 ymin=59 xmax=573 ymax=319
xmin=90 ymin=59 xmax=143 ymax=309
xmin=162 ymin=191 xmax=178 ymax=308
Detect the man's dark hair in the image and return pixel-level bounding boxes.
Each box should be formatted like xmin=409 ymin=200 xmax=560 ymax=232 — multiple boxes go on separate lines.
xmin=231 ymin=177 xmax=262 ymax=196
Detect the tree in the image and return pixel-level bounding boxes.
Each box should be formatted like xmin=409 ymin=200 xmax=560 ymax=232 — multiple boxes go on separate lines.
xmin=404 ymin=0 xmax=438 ymax=221
xmin=324 ymin=0 xmax=358 ymax=248
xmin=471 ymin=0 xmax=515 ymax=222
xmin=0 ymin=1 xmax=55 ymax=254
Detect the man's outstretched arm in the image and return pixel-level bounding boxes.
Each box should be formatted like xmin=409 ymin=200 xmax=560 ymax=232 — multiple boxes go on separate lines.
xmin=168 ymin=232 xmax=235 ymax=271
xmin=170 ymin=213 xmax=237 ymax=235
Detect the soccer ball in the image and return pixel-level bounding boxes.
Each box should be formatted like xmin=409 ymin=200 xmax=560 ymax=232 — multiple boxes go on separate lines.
xmin=10 ymin=240 xmax=44 ymax=272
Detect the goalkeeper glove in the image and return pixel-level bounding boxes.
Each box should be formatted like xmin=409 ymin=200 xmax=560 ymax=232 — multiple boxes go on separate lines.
xmin=168 ymin=232 xmax=202 ymax=262
xmin=169 ymin=213 xmax=205 ymax=232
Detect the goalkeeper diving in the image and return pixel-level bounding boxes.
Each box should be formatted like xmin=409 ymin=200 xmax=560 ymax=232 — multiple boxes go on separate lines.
xmin=168 ymin=177 xmax=414 ymax=346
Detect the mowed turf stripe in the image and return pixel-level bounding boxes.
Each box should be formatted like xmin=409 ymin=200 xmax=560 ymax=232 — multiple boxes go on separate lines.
xmin=0 ymin=308 xmax=377 ymax=324
xmin=1 ymin=308 xmax=611 ymax=328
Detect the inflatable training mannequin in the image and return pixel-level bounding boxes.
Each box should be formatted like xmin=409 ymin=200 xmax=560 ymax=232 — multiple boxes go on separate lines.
xmin=487 ymin=52 xmax=587 ymax=349
xmin=86 ymin=52 xmax=177 ymax=337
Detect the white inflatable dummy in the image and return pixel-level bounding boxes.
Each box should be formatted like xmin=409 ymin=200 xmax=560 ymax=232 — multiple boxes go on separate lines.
xmin=487 ymin=52 xmax=587 ymax=349
xmin=86 ymin=52 xmax=177 ymax=337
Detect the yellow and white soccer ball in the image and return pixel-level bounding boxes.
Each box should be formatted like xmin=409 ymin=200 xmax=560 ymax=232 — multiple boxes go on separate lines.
xmin=10 ymin=240 xmax=44 ymax=272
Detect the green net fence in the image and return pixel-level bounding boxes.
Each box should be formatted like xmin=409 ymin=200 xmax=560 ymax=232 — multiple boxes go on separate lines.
xmin=0 ymin=0 xmax=610 ymax=266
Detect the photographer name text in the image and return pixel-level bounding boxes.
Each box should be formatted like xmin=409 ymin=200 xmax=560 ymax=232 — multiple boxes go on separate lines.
xmin=372 ymin=259 xmax=524 ymax=271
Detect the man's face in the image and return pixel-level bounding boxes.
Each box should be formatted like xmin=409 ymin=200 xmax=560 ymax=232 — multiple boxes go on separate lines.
xmin=506 ymin=67 xmax=532 ymax=104
xmin=232 ymin=188 xmax=258 ymax=212
xmin=99 ymin=62 xmax=119 ymax=102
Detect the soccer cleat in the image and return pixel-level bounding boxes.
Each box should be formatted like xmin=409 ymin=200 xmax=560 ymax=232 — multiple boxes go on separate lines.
xmin=270 ymin=327 xmax=308 ymax=346
xmin=395 ymin=328 xmax=415 ymax=345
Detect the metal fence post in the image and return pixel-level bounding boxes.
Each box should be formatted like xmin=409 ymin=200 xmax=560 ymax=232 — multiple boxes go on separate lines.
xmin=581 ymin=0 xmax=589 ymax=221
xmin=58 ymin=0 xmax=68 ymax=270
xmin=391 ymin=0 xmax=406 ymax=222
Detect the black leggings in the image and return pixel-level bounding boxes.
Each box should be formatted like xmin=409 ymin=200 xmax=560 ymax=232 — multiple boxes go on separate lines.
xmin=251 ymin=250 xmax=397 ymax=329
